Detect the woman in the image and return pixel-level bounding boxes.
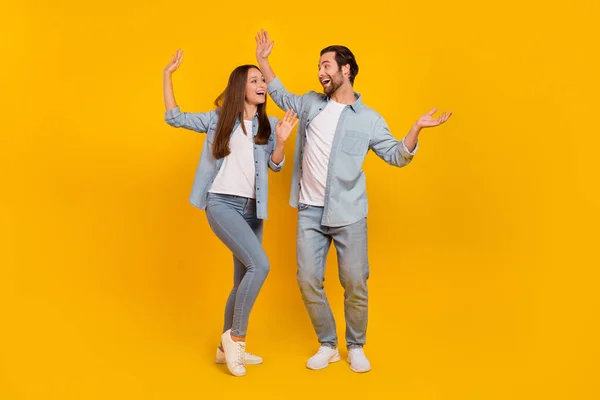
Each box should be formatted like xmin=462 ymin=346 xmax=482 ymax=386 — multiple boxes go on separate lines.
xmin=163 ymin=49 xmax=297 ymax=377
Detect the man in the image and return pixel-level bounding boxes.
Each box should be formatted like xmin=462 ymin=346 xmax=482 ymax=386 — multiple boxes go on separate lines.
xmin=255 ymin=29 xmax=452 ymax=373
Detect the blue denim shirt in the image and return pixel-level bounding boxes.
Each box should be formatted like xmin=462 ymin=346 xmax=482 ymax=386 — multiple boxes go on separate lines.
xmin=164 ymin=106 xmax=284 ymax=220
xmin=267 ymin=77 xmax=417 ymax=227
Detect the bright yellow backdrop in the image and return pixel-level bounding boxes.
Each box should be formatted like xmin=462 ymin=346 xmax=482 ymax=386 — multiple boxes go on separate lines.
xmin=1 ymin=0 xmax=599 ymax=399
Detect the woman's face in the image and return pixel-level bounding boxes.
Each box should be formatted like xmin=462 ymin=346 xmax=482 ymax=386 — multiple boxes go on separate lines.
xmin=245 ymin=68 xmax=267 ymax=106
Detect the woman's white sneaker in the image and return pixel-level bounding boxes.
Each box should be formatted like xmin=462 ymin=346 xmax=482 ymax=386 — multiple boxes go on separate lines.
xmin=306 ymin=346 xmax=341 ymax=370
xmin=216 ymin=347 xmax=263 ymax=365
xmin=220 ymin=329 xmax=246 ymax=376
xmin=347 ymin=348 xmax=371 ymax=373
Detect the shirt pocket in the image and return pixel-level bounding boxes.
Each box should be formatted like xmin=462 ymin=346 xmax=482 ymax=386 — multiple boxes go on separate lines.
xmin=341 ymin=130 xmax=369 ymax=156
xmin=260 ymin=149 xmax=273 ymax=165
xmin=261 ymin=136 xmax=275 ymax=155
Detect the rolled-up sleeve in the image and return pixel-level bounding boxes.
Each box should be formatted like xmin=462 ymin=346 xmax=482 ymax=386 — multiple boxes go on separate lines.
xmin=164 ymin=107 xmax=214 ymax=133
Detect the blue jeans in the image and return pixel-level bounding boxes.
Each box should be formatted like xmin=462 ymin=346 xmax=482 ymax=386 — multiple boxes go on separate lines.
xmin=296 ymin=203 xmax=369 ymax=349
xmin=206 ymin=193 xmax=270 ymax=337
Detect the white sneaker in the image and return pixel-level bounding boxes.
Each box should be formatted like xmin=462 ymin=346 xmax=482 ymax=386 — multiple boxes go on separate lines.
xmin=220 ymin=329 xmax=246 ymax=377
xmin=306 ymin=346 xmax=341 ymax=370
xmin=347 ymin=347 xmax=371 ymax=373
xmin=216 ymin=346 xmax=263 ymax=365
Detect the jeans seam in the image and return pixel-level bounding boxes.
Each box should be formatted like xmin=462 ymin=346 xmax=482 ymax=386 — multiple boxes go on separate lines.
xmin=207 ymin=205 xmax=257 ymax=336
xmin=299 ymin=210 xmax=338 ymax=348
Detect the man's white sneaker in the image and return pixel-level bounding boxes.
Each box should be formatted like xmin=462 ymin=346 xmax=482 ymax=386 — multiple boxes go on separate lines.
xmin=347 ymin=347 xmax=371 ymax=373
xmin=216 ymin=346 xmax=263 ymax=365
xmin=220 ymin=329 xmax=246 ymax=376
xmin=306 ymin=346 xmax=341 ymax=370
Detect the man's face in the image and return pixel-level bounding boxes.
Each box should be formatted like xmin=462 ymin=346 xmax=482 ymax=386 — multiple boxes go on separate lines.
xmin=318 ymin=52 xmax=346 ymax=96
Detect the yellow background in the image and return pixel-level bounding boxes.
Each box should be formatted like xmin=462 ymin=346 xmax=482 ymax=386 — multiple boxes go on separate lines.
xmin=2 ymin=0 xmax=599 ymax=399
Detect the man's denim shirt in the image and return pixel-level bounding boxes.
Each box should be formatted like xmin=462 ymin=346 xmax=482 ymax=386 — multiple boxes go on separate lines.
xmin=267 ymin=77 xmax=417 ymax=227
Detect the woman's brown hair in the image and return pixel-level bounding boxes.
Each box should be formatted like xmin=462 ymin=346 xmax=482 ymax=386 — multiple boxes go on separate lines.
xmin=212 ymin=65 xmax=271 ymax=159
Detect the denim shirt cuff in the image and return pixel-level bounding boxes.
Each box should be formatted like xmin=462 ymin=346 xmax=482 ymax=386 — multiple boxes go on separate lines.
xmin=267 ymin=77 xmax=284 ymax=94
xmin=269 ymin=155 xmax=285 ymax=170
xmin=165 ymin=106 xmax=181 ymax=120
xmin=401 ymin=137 xmax=418 ymax=156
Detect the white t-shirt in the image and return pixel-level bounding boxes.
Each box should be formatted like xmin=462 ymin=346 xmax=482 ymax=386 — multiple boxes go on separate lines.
xmin=209 ymin=120 xmax=256 ymax=199
xmin=299 ymin=100 xmax=346 ymax=206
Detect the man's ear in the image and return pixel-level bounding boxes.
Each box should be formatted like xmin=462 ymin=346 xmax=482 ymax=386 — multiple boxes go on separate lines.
xmin=342 ymin=64 xmax=350 ymax=79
